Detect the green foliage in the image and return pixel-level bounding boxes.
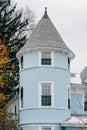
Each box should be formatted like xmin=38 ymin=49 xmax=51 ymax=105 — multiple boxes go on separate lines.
xmin=0 ymin=0 xmax=35 ymax=129
xmin=0 ymin=0 xmax=35 ymax=92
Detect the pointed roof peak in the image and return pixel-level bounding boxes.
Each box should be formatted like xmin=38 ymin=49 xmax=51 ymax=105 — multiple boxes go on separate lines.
xmin=43 ymin=7 xmax=49 ymax=18
xmin=17 ymin=8 xmax=75 ymax=60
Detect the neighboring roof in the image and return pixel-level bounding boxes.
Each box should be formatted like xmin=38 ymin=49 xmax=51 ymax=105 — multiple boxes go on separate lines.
xmin=17 ymin=8 xmax=75 ymax=60
xmin=80 ymin=67 xmax=87 ymax=83
xmin=61 ymin=115 xmax=87 ymax=127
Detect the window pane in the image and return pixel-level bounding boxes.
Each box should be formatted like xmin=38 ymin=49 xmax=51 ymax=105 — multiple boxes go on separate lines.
xmin=21 ymin=56 xmax=23 ymax=69
xmin=84 ymin=101 xmax=87 ymax=111
xmin=21 ymin=87 xmax=23 ymax=108
xmin=68 ymin=99 xmax=70 ymax=109
xmin=42 ymin=84 xmax=51 ymax=95
xmin=42 ymin=128 xmax=51 ymax=130
xmin=42 ymin=52 xmax=51 ymax=58
xmin=41 ymin=59 xmax=51 ymax=65
xmin=41 ymin=96 xmax=51 ymax=106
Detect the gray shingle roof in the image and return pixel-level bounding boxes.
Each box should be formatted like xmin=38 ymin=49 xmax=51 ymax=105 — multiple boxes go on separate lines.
xmin=17 ymin=8 xmax=75 ymax=60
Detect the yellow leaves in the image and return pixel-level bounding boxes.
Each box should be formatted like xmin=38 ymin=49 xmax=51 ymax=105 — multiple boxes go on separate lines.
xmin=0 ymin=43 xmax=10 ymax=111
xmin=0 ymin=93 xmax=9 ymax=109
xmin=0 ymin=75 xmax=4 ymax=87
xmin=0 ymin=93 xmax=9 ymax=103
xmin=0 ymin=45 xmax=10 ymax=64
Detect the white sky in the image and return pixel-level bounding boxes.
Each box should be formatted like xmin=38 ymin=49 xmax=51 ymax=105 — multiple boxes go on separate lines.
xmin=15 ymin=0 xmax=87 ymax=82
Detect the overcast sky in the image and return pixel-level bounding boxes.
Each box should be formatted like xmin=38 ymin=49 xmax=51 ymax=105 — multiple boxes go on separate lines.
xmin=15 ymin=0 xmax=87 ymax=82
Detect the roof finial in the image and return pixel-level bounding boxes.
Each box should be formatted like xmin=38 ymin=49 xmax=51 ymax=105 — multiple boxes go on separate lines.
xmin=43 ymin=7 xmax=48 ymax=18
xmin=45 ymin=7 xmax=47 ymax=15
xmin=45 ymin=7 xmax=47 ymax=12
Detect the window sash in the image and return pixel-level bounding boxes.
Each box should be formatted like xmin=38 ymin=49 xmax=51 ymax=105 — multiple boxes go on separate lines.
xmin=20 ymin=87 xmax=23 ymax=108
xmin=41 ymin=58 xmax=51 ymax=65
xmin=41 ymin=95 xmax=51 ymax=106
xmin=42 ymin=128 xmax=51 ymax=130
xmin=21 ymin=56 xmax=23 ymax=69
xmin=84 ymin=101 xmax=87 ymax=111
xmin=42 ymin=126 xmax=51 ymax=130
xmin=42 ymin=52 xmax=51 ymax=58
xmin=42 ymin=83 xmax=51 ymax=95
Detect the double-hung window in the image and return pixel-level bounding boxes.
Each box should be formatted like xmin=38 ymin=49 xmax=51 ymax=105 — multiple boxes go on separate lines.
xmin=39 ymin=81 xmax=54 ymax=107
xmin=39 ymin=51 xmax=53 ymax=66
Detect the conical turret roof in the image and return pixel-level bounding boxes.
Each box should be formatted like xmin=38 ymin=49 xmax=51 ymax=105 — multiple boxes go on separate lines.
xmin=17 ymin=8 xmax=75 ymax=60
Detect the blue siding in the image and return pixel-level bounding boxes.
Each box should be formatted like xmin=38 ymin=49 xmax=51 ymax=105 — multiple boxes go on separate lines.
xmin=71 ymin=93 xmax=83 ymax=114
xmin=23 ymin=51 xmax=68 ymax=70
xmin=20 ymin=126 xmax=64 ymax=130
xmin=23 ymin=126 xmax=38 ymax=130
xmin=54 ymin=51 xmax=68 ymax=69
xmin=19 ymin=108 xmax=70 ymax=125
xmin=19 ymin=51 xmax=70 ymax=128
xmin=24 ymin=51 xmax=38 ymax=68
xmin=20 ymin=68 xmax=70 ymax=109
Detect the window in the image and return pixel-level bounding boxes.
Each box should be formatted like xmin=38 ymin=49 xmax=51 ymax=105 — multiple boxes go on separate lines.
xmin=21 ymin=56 xmax=23 ymax=69
xmin=40 ymin=126 xmax=54 ymax=130
xmin=68 ymin=58 xmax=70 ymax=70
xmin=42 ymin=127 xmax=51 ymax=130
xmin=39 ymin=51 xmax=53 ymax=66
xmin=20 ymin=86 xmax=24 ymax=108
xmin=84 ymin=92 xmax=87 ymax=111
xmin=15 ymin=105 xmax=17 ymax=114
xmin=20 ymin=127 xmax=23 ymax=130
xmin=68 ymin=87 xmax=71 ymax=109
xmin=39 ymin=81 xmax=54 ymax=107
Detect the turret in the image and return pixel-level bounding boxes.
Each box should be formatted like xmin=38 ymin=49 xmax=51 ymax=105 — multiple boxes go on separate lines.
xmin=17 ymin=8 xmax=75 ymax=130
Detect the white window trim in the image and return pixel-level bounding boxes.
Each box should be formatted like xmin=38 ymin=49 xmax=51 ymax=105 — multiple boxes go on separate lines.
xmin=39 ymin=81 xmax=54 ymax=108
xmin=39 ymin=51 xmax=54 ymax=67
xmin=39 ymin=125 xmax=54 ymax=130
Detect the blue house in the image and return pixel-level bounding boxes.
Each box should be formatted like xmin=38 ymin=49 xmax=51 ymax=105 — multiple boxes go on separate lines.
xmin=6 ymin=8 xmax=87 ymax=130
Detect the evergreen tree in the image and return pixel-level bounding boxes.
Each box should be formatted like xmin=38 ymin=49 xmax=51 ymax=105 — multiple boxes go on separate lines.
xmin=0 ymin=0 xmax=35 ymax=92
xmin=0 ymin=37 xmax=14 ymax=109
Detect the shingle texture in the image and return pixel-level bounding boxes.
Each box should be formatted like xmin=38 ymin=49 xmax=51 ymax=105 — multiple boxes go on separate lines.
xmin=80 ymin=67 xmax=87 ymax=83
xmin=17 ymin=10 xmax=75 ymax=60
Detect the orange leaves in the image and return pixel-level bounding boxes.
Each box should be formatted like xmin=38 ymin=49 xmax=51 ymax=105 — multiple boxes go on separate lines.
xmin=0 ymin=93 xmax=9 ymax=103
xmin=0 ymin=43 xmax=10 ymax=113
xmin=0 ymin=45 xmax=10 ymax=64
